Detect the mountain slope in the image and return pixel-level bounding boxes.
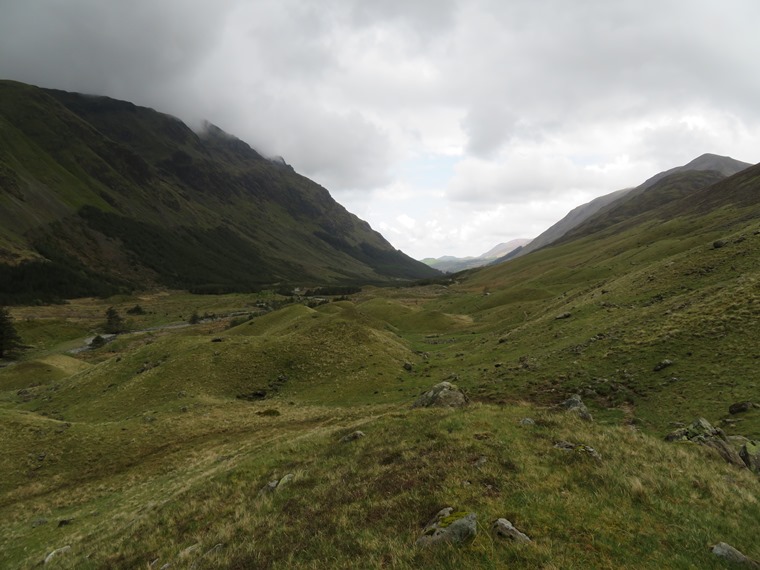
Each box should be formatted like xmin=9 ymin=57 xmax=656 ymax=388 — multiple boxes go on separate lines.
xmin=508 ymin=154 xmax=751 ymax=261
xmin=0 ymin=80 xmax=438 ymax=302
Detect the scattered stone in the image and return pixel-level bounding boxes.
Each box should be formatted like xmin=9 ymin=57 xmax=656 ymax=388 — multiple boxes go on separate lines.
xmin=57 ymin=518 xmax=73 ymax=527
xmin=32 ymin=517 xmax=48 ymax=528
xmin=519 ymin=417 xmax=535 ymax=426
xmin=236 ymin=390 xmax=267 ymax=401
xmin=711 ymin=542 xmax=760 ymax=568
xmin=258 ymin=473 xmax=295 ymax=496
xmin=653 ymin=359 xmax=673 ymax=372
xmin=340 ymin=430 xmax=365 ymax=443
xmin=416 ymin=507 xmax=477 ymax=547
xmin=554 ymin=440 xmax=602 ymax=462
xmin=555 ymin=312 xmax=572 ymax=320
xmin=211 ymin=337 xmax=223 ymax=343
xmin=44 ymin=545 xmax=71 ymax=565
xmin=729 ymin=401 xmax=755 ymax=415
xmin=412 ymin=381 xmax=468 ymax=408
xmin=160 ymin=563 xmax=172 ymax=570
xmin=492 ymin=518 xmax=531 ymax=543
xmin=403 ymin=362 xmax=413 ymax=371
xmin=712 ymin=239 xmax=727 ymax=249
xmin=740 ymin=441 xmax=760 ymax=473
xmin=560 ymin=394 xmax=593 ymax=421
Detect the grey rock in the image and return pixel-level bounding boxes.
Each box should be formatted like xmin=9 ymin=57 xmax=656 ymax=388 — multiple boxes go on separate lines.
xmin=492 ymin=518 xmax=531 ymax=543
xmin=44 ymin=546 xmax=71 ymax=565
xmin=340 ymin=430 xmax=365 ymax=443
xmin=713 ymin=239 xmax=727 ymax=249
xmin=519 ymin=417 xmax=535 ymax=426
xmin=665 ymin=417 xmax=722 ymax=442
xmin=554 ymin=440 xmax=602 ymax=462
xmin=31 ymin=517 xmax=48 ymax=527
xmin=703 ymin=438 xmax=746 ymax=468
xmin=403 ymin=362 xmax=413 ymax=371
xmin=277 ymin=473 xmax=295 ymax=490
xmin=653 ymin=359 xmax=673 ymax=372
xmin=560 ymin=394 xmax=593 ymax=421
xmin=417 ymin=507 xmax=477 ymax=547
xmin=555 ymin=312 xmax=572 ymax=320
xmin=711 ymin=542 xmax=760 ymax=568
xmin=258 ymin=480 xmax=280 ymax=497
xmin=665 ymin=417 xmax=747 ymax=468
xmin=740 ymin=440 xmax=760 ymax=473
xmin=160 ymin=564 xmax=172 ymax=570
xmin=412 ymin=381 xmax=467 ymax=408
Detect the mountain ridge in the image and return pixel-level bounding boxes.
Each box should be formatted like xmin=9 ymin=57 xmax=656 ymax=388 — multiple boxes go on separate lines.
xmin=504 ymin=153 xmax=751 ymax=262
xmin=0 ymin=80 xmax=438 ymax=302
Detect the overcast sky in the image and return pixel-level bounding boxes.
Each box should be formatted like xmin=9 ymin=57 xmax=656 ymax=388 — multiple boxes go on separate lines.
xmin=2 ymin=0 xmax=759 ymax=259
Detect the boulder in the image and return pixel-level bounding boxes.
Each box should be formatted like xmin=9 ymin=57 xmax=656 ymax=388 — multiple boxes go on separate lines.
xmin=740 ymin=440 xmax=760 ymax=473
xmin=711 ymin=542 xmax=760 ymax=568
xmin=519 ymin=417 xmax=535 ymax=426
xmin=412 ymin=382 xmax=467 ymax=408
xmin=560 ymin=394 xmax=593 ymax=421
xmin=492 ymin=518 xmax=531 ymax=543
xmin=339 ymin=430 xmax=365 ymax=443
xmin=665 ymin=418 xmax=747 ymax=468
xmin=555 ymin=312 xmax=572 ymax=320
xmin=729 ymin=401 xmax=755 ymax=415
xmin=403 ymin=362 xmax=413 ymax=371
xmin=417 ymin=507 xmax=477 ymax=547
xmin=665 ymin=417 xmax=721 ymax=443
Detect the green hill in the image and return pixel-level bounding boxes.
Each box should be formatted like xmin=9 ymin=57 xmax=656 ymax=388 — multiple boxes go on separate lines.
xmin=0 ymin=80 xmax=438 ymax=303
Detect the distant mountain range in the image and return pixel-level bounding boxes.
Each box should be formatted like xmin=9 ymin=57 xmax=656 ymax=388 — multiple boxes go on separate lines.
xmin=0 ymin=80 xmax=438 ymax=303
xmin=421 ymin=239 xmax=531 ymax=273
xmin=498 ymin=153 xmax=751 ymax=263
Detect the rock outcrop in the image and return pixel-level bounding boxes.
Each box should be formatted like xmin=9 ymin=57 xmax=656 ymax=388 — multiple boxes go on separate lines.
xmin=412 ymin=382 xmax=467 ymax=408
xmin=560 ymin=394 xmax=593 ymax=421
xmin=665 ymin=418 xmax=745 ymax=467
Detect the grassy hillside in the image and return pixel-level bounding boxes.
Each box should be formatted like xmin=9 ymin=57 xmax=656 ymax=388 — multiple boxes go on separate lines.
xmin=0 ymin=80 xmax=437 ymax=302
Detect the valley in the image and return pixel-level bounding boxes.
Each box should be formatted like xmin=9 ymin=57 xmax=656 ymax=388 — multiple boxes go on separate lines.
xmin=2 ymin=188 xmax=759 ymax=567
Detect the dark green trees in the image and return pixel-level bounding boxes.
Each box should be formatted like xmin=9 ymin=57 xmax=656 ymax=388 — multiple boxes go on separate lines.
xmin=0 ymin=307 xmax=22 ymax=358
xmin=104 ymin=307 xmax=125 ymax=334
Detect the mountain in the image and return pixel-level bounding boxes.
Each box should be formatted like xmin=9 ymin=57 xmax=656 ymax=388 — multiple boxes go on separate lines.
xmin=0 ymin=80 xmax=438 ymax=303
xmin=422 ymin=238 xmax=531 ymax=273
xmin=506 ymin=154 xmax=751 ymax=261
